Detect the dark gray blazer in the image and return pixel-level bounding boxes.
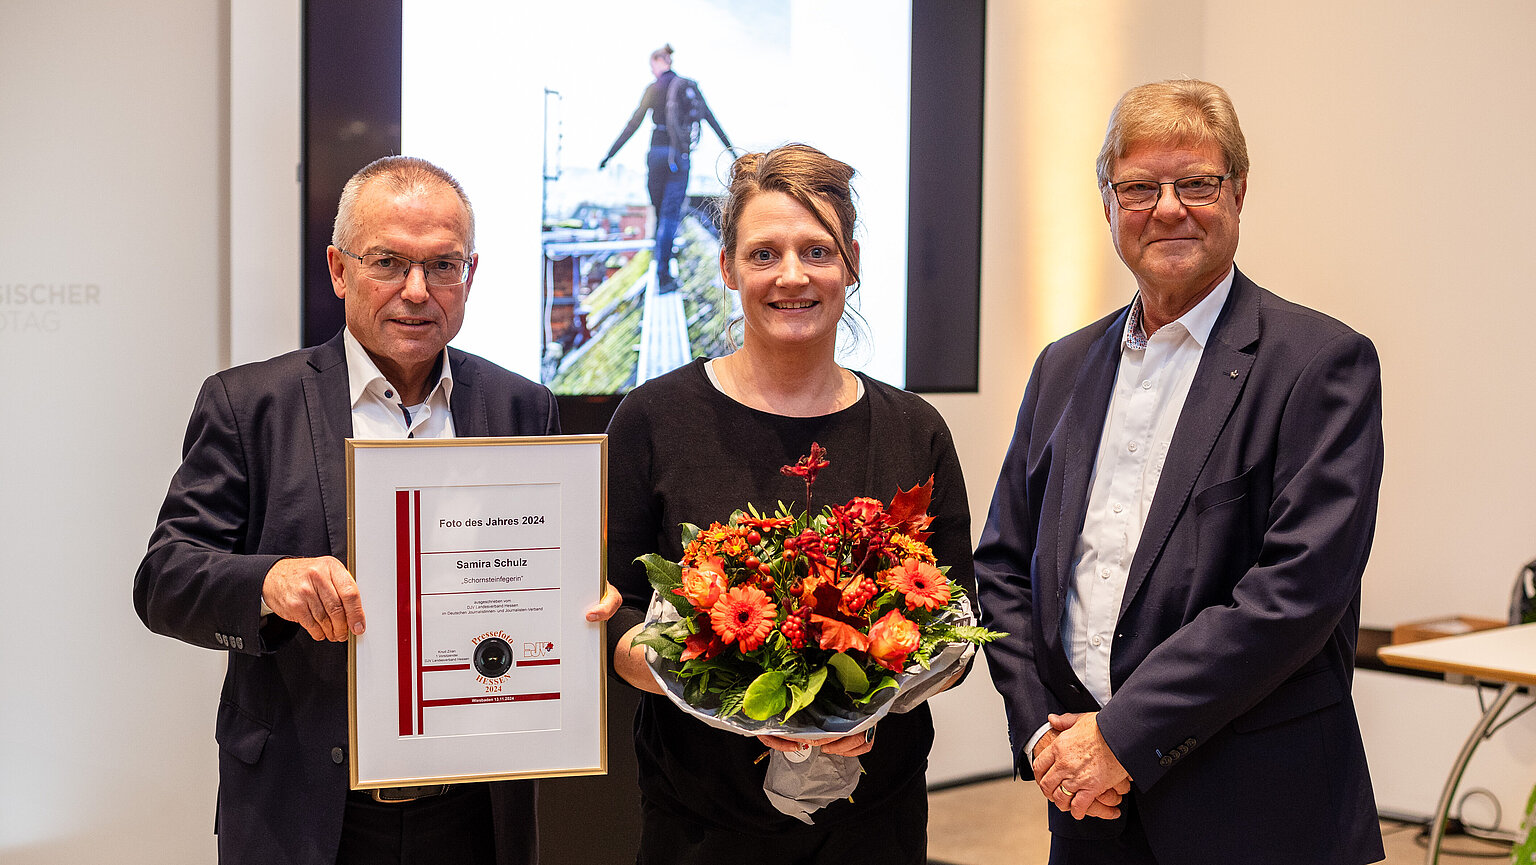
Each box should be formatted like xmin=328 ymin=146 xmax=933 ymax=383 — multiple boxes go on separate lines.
xmin=976 ymin=269 xmax=1385 ymax=864
xmin=134 ymin=330 xmax=558 ymax=865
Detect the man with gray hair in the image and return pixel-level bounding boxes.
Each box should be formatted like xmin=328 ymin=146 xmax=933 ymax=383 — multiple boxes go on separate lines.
xmin=976 ymin=80 xmax=1386 ymax=863
xmin=135 ymin=155 xmax=618 ymax=865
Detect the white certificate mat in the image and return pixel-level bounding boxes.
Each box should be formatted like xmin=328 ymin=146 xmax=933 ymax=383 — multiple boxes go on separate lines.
xmin=346 ymin=435 xmax=607 ymax=788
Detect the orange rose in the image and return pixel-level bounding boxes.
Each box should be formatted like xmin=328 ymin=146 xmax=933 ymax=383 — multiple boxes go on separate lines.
xmin=675 ymin=556 xmax=727 ymax=610
xmin=866 ymin=609 xmax=921 ymax=672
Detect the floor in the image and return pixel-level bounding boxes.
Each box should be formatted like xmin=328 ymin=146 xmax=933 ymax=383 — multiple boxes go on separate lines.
xmin=926 ymin=777 xmax=1516 ymax=864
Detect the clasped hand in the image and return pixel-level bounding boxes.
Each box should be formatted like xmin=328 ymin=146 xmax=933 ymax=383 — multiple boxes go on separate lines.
xmin=758 ymin=727 xmax=875 ymax=758
xmin=1031 ymin=712 xmax=1132 ymax=821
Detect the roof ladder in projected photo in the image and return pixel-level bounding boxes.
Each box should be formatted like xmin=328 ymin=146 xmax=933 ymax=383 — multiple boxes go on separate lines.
xmin=636 ymin=262 xmax=690 ymax=385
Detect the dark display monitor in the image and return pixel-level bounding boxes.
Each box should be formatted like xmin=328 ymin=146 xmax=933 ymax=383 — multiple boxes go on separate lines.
xmin=304 ymin=0 xmax=982 ymax=430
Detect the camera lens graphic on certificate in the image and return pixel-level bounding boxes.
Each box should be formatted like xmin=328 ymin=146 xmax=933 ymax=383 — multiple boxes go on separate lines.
xmin=347 ymin=436 xmax=607 ymax=788
xmin=405 ymin=482 xmax=564 ymax=737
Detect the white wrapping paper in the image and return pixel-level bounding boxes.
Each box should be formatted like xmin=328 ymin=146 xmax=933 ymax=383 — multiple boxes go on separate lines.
xmin=642 ymin=592 xmax=977 ymax=821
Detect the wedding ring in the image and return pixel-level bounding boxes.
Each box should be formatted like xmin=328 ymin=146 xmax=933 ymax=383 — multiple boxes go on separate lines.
xmin=1058 ymin=783 xmax=1075 ymax=797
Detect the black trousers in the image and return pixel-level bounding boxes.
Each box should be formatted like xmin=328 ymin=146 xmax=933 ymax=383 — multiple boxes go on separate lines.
xmin=635 ymin=771 xmax=928 ymax=865
xmin=338 ymin=784 xmax=495 ymax=865
xmin=1048 ymin=794 xmax=1158 ymax=865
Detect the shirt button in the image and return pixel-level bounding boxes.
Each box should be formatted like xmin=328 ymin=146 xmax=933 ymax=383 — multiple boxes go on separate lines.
xmin=1128 ymin=441 xmax=1139 ymax=453
xmin=1112 ymin=503 xmax=1123 ymax=514
xmin=384 ymin=390 xmax=393 ymax=398
xmin=1100 ymin=569 xmax=1110 ymax=580
xmin=1090 ymin=634 xmax=1103 ymax=647
xmin=331 ymin=747 xmax=345 ymax=764
xmin=1141 ymin=380 xmax=1152 ymax=389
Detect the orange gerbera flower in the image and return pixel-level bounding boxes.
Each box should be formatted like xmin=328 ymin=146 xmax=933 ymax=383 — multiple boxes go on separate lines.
xmin=709 ymin=585 xmax=778 ymax=651
xmin=881 ymin=557 xmax=951 ymax=611
xmin=867 ymin=609 xmax=921 ymax=672
xmin=734 ymin=514 xmax=795 ymax=531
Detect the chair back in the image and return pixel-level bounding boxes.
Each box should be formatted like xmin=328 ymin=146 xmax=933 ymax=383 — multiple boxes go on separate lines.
xmin=1514 ymin=560 xmax=1536 ymax=625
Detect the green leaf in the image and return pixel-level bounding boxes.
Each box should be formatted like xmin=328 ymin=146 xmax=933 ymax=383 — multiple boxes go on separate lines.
xmin=784 ymin=666 xmax=828 ymax=721
xmin=635 ymin=553 xmax=690 ymax=615
xmin=945 ymin=625 xmax=1008 ymax=644
xmin=743 ymin=671 xmax=789 ymax=720
xmin=718 ymin=682 xmax=749 ymax=718
xmin=766 ymin=631 xmax=797 ymax=670
xmin=638 ymin=637 xmax=685 ymax=662
xmin=684 ymin=671 xmax=710 ymax=704
xmin=632 ymin=622 xmax=688 ymax=661
xmin=827 ymin=652 xmax=869 ymax=695
xmin=853 ymin=673 xmax=898 ymax=705
xmin=910 ymin=643 xmax=934 ymax=670
xmin=679 ymin=522 xmax=702 ymax=549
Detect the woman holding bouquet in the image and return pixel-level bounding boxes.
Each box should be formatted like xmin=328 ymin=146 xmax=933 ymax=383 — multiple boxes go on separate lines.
xmin=605 ymin=143 xmax=975 ymax=864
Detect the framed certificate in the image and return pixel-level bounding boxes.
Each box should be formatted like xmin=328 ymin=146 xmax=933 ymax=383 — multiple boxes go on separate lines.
xmin=345 ymin=435 xmax=607 ymax=788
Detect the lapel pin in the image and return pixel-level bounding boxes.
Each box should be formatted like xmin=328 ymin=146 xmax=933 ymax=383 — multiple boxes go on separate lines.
xmin=1229 ymin=370 xmax=1240 ymax=378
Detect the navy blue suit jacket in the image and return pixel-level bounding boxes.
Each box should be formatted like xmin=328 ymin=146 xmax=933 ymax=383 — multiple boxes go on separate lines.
xmin=976 ymin=270 xmax=1385 ymax=864
xmin=134 ymin=331 xmax=558 ymax=865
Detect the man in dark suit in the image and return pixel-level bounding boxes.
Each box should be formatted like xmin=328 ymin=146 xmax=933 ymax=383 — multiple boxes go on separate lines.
xmin=134 ymin=155 xmax=617 ymax=865
xmin=975 ymin=80 xmax=1385 ymax=864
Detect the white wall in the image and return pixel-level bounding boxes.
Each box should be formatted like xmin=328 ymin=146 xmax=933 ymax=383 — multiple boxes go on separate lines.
xmin=4 ymin=1 xmax=1534 ymax=859
xmin=0 ymin=1 xmax=227 ymax=862
xmin=1205 ymin=0 xmax=1536 ymax=826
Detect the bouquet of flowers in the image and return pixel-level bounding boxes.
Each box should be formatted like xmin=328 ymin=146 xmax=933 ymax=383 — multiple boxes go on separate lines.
xmin=633 ymin=443 xmax=1004 ymax=748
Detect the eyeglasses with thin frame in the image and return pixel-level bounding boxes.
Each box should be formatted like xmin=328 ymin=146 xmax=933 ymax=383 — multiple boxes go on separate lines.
xmin=339 ymin=249 xmax=474 ymax=287
xmin=1107 ymin=173 xmax=1232 ymax=212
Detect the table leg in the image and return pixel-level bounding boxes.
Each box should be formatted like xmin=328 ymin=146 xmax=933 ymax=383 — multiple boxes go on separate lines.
xmin=1426 ymin=682 xmax=1518 ymax=864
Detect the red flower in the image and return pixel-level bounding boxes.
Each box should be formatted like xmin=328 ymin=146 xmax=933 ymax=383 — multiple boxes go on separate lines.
xmin=841 ymin=496 xmax=885 ymax=523
xmin=674 ymin=556 xmax=727 ymax=610
xmin=831 ymin=496 xmax=891 ymax=537
xmin=680 ymin=628 xmax=727 ymax=661
xmin=881 ymin=557 xmax=951 ymax=611
xmin=783 ymin=529 xmax=830 ymax=565
xmin=866 ymin=609 xmax=921 ymax=672
xmin=780 ymin=442 xmax=829 ymax=484
xmin=709 ymin=585 xmax=778 ymax=651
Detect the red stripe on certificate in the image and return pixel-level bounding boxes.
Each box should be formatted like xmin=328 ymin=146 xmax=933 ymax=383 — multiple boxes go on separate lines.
xmin=395 ymin=490 xmax=413 ymax=737
xmin=420 ymin=546 xmax=562 ymax=555
xmin=420 ymin=693 xmax=561 ymax=708
xmin=517 ymin=659 xmax=561 ymax=667
xmin=414 ymin=489 xmax=424 ymax=735
xmin=420 ymin=664 xmax=473 ymax=672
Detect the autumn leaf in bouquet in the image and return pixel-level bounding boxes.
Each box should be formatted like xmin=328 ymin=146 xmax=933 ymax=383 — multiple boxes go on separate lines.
xmin=633 ymin=444 xmax=1005 ymax=728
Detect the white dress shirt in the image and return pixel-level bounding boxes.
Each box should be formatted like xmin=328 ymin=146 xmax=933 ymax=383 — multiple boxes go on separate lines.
xmin=1027 ymin=267 xmax=1234 ymax=758
xmin=343 ymin=328 xmax=456 ymax=440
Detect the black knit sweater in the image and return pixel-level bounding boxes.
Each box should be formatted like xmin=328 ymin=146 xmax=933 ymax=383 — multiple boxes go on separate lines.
xmin=605 ymin=358 xmax=973 ymax=835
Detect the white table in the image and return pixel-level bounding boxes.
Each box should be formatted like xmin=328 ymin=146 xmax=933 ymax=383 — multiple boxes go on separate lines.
xmin=1378 ymin=621 xmax=1536 ymax=864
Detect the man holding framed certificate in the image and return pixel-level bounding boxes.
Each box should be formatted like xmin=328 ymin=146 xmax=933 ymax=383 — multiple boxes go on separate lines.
xmin=134 ymin=156 xmax=618 ymax=865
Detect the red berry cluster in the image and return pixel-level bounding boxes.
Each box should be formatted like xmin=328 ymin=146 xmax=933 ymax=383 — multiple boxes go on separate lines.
xmin=843 ymin=575 xmax=876 ymax=612
xmin=741 ymin=543 xmax=772 ymax=582
xmin=779 ymin=604 xmax=813 ymax=649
